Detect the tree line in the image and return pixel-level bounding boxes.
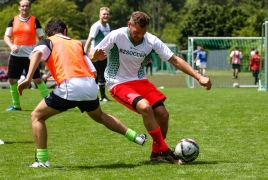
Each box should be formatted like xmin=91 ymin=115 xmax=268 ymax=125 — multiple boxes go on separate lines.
xmin=0 ymin=0 xmax=267 ymax=50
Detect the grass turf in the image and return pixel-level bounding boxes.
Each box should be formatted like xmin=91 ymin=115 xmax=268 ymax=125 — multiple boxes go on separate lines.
xmin=0 ymin=83 xmax=268 ymax=179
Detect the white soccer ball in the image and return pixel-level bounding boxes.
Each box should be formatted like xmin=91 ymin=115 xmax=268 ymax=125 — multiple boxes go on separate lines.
xmin=233 ymin=83 xmax=240 ymax=88
xmin=174 ymin=138 xmax=199 ymax=162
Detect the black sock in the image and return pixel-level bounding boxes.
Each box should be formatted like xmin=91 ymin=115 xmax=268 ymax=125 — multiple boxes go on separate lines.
xmin=99 ymin=85 xmax=106 ymax=98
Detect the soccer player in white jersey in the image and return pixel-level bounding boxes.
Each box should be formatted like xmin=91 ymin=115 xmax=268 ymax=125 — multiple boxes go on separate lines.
xmin=84 ymin=7 xmax=111 ymax=102
xmin=89 ymin=11 xmax=212 ymax=165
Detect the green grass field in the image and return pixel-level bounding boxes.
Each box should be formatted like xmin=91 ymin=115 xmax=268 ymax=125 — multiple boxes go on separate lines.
xmin=0 ymin=81 xmax=268 ymax=179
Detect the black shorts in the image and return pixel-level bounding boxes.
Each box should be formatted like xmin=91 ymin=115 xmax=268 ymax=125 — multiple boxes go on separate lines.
xmin=93 ymin=59 xmax=107 ymax=84
xmin=7 ymin=55 xmax=42 ymax=79
xmin=232 ymin=64 xmax=240 ymax=70
xmin=45 ymin=91 xmax=100 ymax=112
xmin=252 ymin=70 xmax=259 ymax=78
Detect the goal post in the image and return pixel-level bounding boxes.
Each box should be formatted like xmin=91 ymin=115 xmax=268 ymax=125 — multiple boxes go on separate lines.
xmin=261 ymin=21 xmax=268 ymax=91
xmin=187 ymin=37 xmax=265 ymax=89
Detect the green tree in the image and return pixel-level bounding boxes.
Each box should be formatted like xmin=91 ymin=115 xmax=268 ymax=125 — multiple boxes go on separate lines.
xmin=32 ymin=0 xmax=85 ymax=39
xmin=65 ymin=0 xmax=93 ymax=11
xmin=0 ymin=4 xmax=22 ymax=37
xmin=178 ymin=5 xmax=249 ymax=49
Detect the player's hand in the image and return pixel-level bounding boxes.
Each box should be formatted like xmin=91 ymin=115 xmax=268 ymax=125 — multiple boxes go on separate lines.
xmin=198 ymin=76 xmax=211 ymax=90
xmin=89 ymin=49 xmax=106 ymax=62
xmin=11 ymin=45 xmax=19 ymax=53
xmin=18 ymin=79 xmax=32 ymax=96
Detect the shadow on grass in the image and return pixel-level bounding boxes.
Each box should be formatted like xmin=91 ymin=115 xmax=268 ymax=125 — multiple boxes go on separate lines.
xmin=21 ymin=110 xmax=34 ymax=112
xmin=54 ymin=163 xmax=137 ymax=170
xmin=140 ymin=160 xmax=229 ymax=165
xmin=4 ymin=141 xmax=33 ymax=144
xmin=53 ymin=160 xmax=229 ymax=170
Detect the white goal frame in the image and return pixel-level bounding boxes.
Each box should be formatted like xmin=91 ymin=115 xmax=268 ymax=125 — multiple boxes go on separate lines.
xmin=187 ymin=36 xmax=264 ymax=89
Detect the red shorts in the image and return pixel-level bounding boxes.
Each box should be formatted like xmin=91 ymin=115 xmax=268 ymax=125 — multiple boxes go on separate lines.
xmin=109 ymin=79 xmax=166 ymax=113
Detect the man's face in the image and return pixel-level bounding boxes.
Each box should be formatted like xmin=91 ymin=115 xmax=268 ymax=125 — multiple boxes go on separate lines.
xmin=19 ymin=0 xmax=30 ymax=16
xmin=128 ymin=22 xmax=147 ymax=44
xmin=99 ymin=10 xmax=109 ymax=24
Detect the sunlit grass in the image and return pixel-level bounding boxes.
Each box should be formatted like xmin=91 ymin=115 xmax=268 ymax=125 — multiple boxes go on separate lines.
xmin=0 ymin=87 xmax=268 ymax=180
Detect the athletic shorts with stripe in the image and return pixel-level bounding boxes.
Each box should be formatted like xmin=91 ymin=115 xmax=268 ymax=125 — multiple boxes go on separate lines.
xmin=109 ymin=79 xmax=166 ymax=113
xmin=45 ymin=91 xmax=100 ymax=112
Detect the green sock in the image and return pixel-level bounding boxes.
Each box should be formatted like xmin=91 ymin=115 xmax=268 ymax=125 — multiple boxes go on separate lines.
xmin=125 ymin=128 xmax=139 ymax=142
xmin=10 ymin=83 xmax=20 ymax=108
xmin=36 ymin=81 xmax=49 ymax=98
xmin=37 ymin=149 xmax=48 ymax=163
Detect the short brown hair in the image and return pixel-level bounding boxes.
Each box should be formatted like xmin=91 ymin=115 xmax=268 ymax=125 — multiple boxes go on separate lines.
xmin=130 ymin=11 xmax=150 ymax=28
xmin=19 ymin=0 xmax=31 ymax=7
xmin=100 ymin=7 xmax=110 ymax=13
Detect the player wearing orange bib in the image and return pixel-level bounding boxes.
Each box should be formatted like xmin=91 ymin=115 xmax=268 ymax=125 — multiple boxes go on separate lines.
xmin=4 ymin=0 xmax=48 ymax=111
xmin=18 ymin=18 xmax=147 ymax=168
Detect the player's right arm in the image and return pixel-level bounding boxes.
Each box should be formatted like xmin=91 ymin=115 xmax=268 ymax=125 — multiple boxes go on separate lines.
xmin=84 ymin=37 xmax=94 ymax=54
xmin=88 ymin=30 xmax=116 ymax=62
xmin=18 ymin=50 xmax=42 ymax=95
xmin=4 ymin=18 xmax=19 ymax=53
xmin=18 ymin=39 xmax=51 ymax=95
xmin=84 ymin=22 xmax=99 ymax=54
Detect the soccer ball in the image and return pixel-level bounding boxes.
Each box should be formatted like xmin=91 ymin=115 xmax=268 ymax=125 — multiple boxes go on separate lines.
xmin=233 ymin=82 xmax=240 ymax=88
xmin=174 ymin=138 xmax=199 ymax=162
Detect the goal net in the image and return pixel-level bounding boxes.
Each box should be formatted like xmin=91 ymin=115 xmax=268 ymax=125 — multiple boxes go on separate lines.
xmin=187 ymin=37 xmax=264 ymax=88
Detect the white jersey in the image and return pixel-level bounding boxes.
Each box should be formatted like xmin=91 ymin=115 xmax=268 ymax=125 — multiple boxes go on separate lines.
xmin=230 ymin=50 xmax=242 ymax=64
xmin=251 ymin=50 xmax=255 ymax=56
xmin=95 ymin=27 xmax=174 ymax=90
xmin=89 ymin=20 xmax=110 ymax=50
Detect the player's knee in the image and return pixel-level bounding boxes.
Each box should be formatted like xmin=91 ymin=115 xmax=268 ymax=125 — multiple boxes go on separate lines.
xmin=30 ymin=111 xmax=41 ymax=123
xmin=134 ymin=98 xmax=151 ymax=114
xmin=160 ymin=111 xmax=169 ymax=122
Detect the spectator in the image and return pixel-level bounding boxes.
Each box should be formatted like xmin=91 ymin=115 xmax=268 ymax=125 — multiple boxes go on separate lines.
xmin=249 ymin=50 xmax=263 ymax=85
xmin=230 ymin=47 xmax=242 ymax=79
xmin=194 ymin=46 xmax=202 ymax=73
xmin=196 ymin=46 xmax=207 ymax=77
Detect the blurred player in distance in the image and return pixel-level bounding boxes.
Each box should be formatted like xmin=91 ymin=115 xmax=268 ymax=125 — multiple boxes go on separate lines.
xmin=84 ymin=7 xmax=111 ymax=102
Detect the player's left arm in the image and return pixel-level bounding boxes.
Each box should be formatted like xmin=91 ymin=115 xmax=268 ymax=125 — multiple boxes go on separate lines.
xmin=35 ymin=18 xmax=44 ymax=40
xmin=84 ymin=54 xmax=97 ymax=78
xmin=169 ymin=55 xmax=211 ymax=90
